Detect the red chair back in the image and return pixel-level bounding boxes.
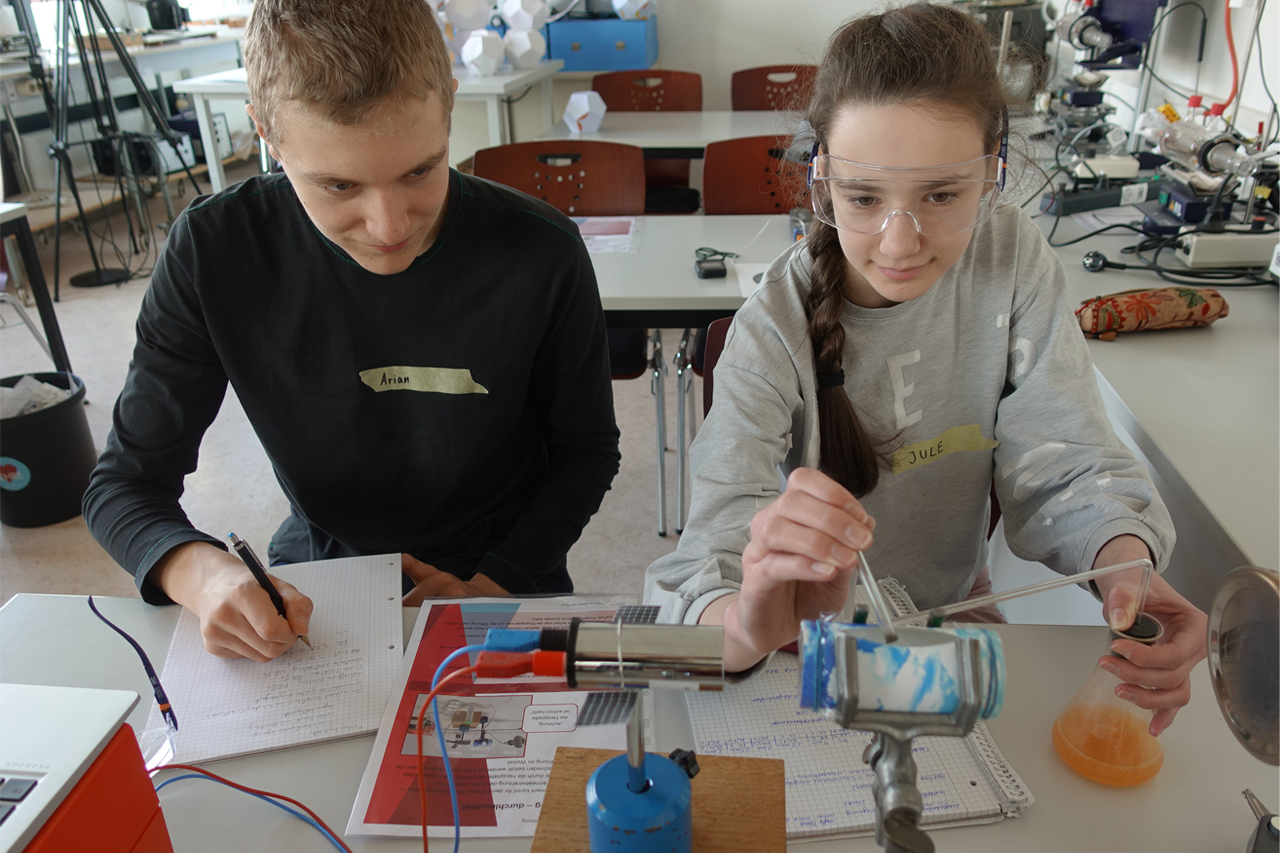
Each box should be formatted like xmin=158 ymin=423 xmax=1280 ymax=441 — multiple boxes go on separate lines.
xmin=590 ymin=69 xmax=703 ymax=112
xmin=702 ymin=135 xmax=808 ymax=215
xmin=730 ymin=65 xmax=817 ymax=111
xmin=472 ymin=140 xmax=646 ymax=216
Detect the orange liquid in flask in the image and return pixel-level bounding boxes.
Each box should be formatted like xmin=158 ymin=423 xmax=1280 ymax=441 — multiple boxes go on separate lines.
xmin=1052 ymin=703 xmax=1163 ymax=787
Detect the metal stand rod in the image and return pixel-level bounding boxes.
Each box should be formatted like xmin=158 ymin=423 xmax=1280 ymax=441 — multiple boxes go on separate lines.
xmin=865 ymin=733 xmax=932 ymax=853
xmin=625 ymin=700 xmax=648 ymax=794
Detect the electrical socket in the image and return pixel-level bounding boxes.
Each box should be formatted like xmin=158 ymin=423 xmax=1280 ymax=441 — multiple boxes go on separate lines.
xmin=1175 ymin=230 xmax=1278 ymax=268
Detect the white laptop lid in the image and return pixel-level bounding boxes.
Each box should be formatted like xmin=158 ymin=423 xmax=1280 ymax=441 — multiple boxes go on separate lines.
xmin=0 ymin=683 xmax=139 ymax=853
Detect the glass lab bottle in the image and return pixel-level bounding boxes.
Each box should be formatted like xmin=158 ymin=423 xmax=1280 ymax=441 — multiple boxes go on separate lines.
xmin=1051 ymin=613 xmax=1165 ymax=787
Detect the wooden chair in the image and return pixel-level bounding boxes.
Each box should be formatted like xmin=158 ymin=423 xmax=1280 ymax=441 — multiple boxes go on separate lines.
xmin=702 ymin=135 xmax=808 ymax=215
xmin=666 ymin=135 xmax=807 ymax=529
xmin=590 ymin=69 xmax=703 ymax=214
xmin=730 ymin=65 xmax=818 ymax=111
xmin=471 ymin=140 xmax=645 ymax=216
xmin=471 ymin=140 xmax=672 ymax=536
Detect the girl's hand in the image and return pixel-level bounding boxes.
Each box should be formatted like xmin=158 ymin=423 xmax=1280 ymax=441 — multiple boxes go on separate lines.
xmin=703 ymin=467 xmax=875 ymax=671
xmin=1093 ymin=535 xmax=1208 ymax=736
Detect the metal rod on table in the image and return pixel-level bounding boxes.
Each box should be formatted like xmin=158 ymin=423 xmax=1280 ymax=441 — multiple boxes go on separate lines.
xmin=625 ymin=699 xmax=647 ymax=793
xmin=858 ymin=552 xmax=898 ymax=643
xmin=889 ymin=558 xmax=1154 ymax=627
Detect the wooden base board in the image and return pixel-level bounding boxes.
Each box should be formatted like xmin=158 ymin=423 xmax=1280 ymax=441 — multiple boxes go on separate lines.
xmin=530 ymin=747 xmax=786 ymax=853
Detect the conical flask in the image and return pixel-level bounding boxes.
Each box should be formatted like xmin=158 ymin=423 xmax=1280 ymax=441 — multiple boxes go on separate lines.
xmin=1052 ymin=613 xmax=1165 ymax=786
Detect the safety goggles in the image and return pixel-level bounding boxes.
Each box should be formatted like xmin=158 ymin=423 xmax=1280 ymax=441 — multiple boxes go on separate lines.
xmin=807 ymin=149 xmax=1006 ymax=236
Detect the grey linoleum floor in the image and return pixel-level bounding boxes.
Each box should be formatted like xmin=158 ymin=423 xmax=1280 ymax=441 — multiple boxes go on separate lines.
xmin=0 ymin=161 xmax=695 ymax=607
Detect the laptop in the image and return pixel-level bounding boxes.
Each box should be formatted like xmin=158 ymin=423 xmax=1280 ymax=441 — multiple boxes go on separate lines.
xmin=0 ymin=683 xmax=139 ymax=853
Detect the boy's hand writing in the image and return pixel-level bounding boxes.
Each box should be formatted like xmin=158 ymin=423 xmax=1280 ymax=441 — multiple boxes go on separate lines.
xmin=151 ymin=541 xmax=313 ymax=662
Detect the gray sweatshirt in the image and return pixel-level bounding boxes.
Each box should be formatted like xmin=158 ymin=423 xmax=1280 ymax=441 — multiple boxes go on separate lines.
xmin=645 ymin=204 xmax=1174 ymax=625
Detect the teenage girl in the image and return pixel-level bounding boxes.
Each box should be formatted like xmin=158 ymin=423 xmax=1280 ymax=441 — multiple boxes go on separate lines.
xmin=644 ymin=3 xmax=1205 ymax=736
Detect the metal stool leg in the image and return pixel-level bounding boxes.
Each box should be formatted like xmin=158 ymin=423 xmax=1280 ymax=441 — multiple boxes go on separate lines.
xmin=0 ymin=292 xmax=55 ymax=366
xmin=674 ymin=328 xmax=694 ymax=534
xmin=649 ymin=329 xmax=667 ymax=537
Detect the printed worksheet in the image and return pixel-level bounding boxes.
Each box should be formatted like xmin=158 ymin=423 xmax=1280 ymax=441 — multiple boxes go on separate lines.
xmin=347 ymin=596 xmax=633 ymax=838
xmin=572 ymin=216 xmax=640 ymax=253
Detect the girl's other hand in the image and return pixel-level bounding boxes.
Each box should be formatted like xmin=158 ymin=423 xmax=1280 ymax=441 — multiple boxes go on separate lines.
xmin=1093 ymin=536 xmax=1208 ymax=736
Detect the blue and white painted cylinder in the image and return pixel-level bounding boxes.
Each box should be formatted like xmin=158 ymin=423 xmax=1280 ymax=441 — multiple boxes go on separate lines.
xmin=798 ymin=621 xmax=1004 ymax=720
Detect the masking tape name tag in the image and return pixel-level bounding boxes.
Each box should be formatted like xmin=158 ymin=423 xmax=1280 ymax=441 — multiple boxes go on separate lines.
xmin=358 ymin=366 xmax=489 ymax=395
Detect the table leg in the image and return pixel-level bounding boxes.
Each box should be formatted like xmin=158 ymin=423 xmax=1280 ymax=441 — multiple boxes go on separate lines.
xmin=539 ymin=75 xmax=555 ymax=137
xmin=192 ymin=93 xmax=226 ymax=193
xmin=4 ymin=216 xmax=73 ymax=374
xmin=486 ymin=94 xmax=508 ymax=147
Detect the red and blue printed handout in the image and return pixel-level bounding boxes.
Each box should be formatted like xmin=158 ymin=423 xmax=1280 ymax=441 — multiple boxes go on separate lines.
xmin=346 ymin=596 xmax=631 ymax=838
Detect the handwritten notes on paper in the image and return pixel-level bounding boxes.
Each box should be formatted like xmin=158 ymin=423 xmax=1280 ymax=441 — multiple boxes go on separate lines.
xmin=149 ymin=554 xmax=402 ymax=764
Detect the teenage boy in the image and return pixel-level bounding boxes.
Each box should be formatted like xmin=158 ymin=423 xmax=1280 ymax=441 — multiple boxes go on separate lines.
xmin=84 ymin=0 xmax=621 ymax=662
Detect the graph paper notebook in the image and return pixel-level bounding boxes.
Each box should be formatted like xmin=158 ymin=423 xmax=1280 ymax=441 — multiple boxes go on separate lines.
xmin=687 ymin=578 xmax=1034 ymax=840
xmin=148 ymin=553 xmax=403 ymax=765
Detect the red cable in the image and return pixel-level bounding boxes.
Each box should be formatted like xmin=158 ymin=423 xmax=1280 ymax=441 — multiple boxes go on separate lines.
xmin=151 ymin=763 xmax=354 ymax=853
xmin=416 ymin=664 xmax=481 ymax=853
xmin=1223 ymin=4 xmax=1239 ymax=108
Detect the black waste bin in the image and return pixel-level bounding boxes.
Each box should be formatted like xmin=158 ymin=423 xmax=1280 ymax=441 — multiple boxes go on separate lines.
xmin=0 ymin=372 xmax=99 ymax=527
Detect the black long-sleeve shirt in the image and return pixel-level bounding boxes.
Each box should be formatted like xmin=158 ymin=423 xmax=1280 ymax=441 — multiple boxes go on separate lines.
xmin=84 ymin=170 xmax=621 ymax=601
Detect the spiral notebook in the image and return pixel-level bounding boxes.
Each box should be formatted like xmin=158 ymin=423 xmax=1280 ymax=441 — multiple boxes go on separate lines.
xmin=686 ymin=578 xmax=1033 ymax=840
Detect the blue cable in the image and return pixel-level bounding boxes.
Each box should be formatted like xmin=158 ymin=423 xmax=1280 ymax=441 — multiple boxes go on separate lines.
xmin=154 ymin=773 xmax=346 ymax=852
xmin=432 ymin=643 xmax=487 ymax=853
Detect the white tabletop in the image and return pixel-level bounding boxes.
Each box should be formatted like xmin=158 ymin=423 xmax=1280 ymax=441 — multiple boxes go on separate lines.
xmin=0 ymin=34 xmax=243 ymax=83
xmin=0 ymin=593 xmax=1273 ymax=852
xmin=172 ymin=61 xmax=564 ymax=98
xmin=591 ymin=214 xmax=793 ymax=317
xmin=540 ymin=110 xmax=799 ymax=148
xmin=1047 ymin=221 xmax=1279 ymax=573
xmin=0 ymin=201 xmax=28 ymax=225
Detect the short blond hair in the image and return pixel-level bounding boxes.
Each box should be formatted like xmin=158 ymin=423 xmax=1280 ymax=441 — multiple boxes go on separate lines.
xmin=245 ymin=0 xmax=454 ymax=143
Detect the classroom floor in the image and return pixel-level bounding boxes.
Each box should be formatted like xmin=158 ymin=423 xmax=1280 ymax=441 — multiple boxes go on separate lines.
xmin=0 ymin=161 xmax=694 ymax=607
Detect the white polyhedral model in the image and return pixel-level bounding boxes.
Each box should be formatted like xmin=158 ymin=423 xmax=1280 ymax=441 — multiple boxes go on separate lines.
xmin=503 ymin=28 xmax=547 ymax=69
xmin=612 ymin=0 xmax=652 ymax=19
xmin=563 ymin=90 xmax=606 ymax=133
xmin=500 ymin=0 xmax=550 ymax=31
xmin=444 ymin=0 xmax=495 ymax=31
xmin=461 ymin=30 xmax=506 ymax=76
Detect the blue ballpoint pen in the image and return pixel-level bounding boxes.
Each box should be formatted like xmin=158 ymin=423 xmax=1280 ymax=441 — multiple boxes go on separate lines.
xmin=228 ymin=532 xmax=312 ymax=649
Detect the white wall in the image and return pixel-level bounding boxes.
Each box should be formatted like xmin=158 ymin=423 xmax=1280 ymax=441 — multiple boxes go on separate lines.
xmin=494 ymin=0 xmax=1277 ymax=165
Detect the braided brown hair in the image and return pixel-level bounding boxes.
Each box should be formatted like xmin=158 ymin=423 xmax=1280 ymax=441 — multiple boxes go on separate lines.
xmin=803 ymin=3 xmax=1007 ymax=497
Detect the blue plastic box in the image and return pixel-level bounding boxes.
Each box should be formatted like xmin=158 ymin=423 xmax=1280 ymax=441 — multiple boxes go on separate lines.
xmin=546 ymin=15 xmax=658 ymax=72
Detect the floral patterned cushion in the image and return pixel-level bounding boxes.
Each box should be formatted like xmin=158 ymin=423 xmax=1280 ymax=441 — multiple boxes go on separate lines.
xmin=1076 ymin=287 xmax=1230 ymax=340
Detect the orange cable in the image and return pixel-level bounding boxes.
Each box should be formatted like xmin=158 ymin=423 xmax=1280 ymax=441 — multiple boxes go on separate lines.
xmin=151 ymin=763 xmax=354 ymax=853
xmin=416 ymin=664 xmax=481 ymax=853
xmin=1223 ymin=4 xmax=1239 ymax=108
